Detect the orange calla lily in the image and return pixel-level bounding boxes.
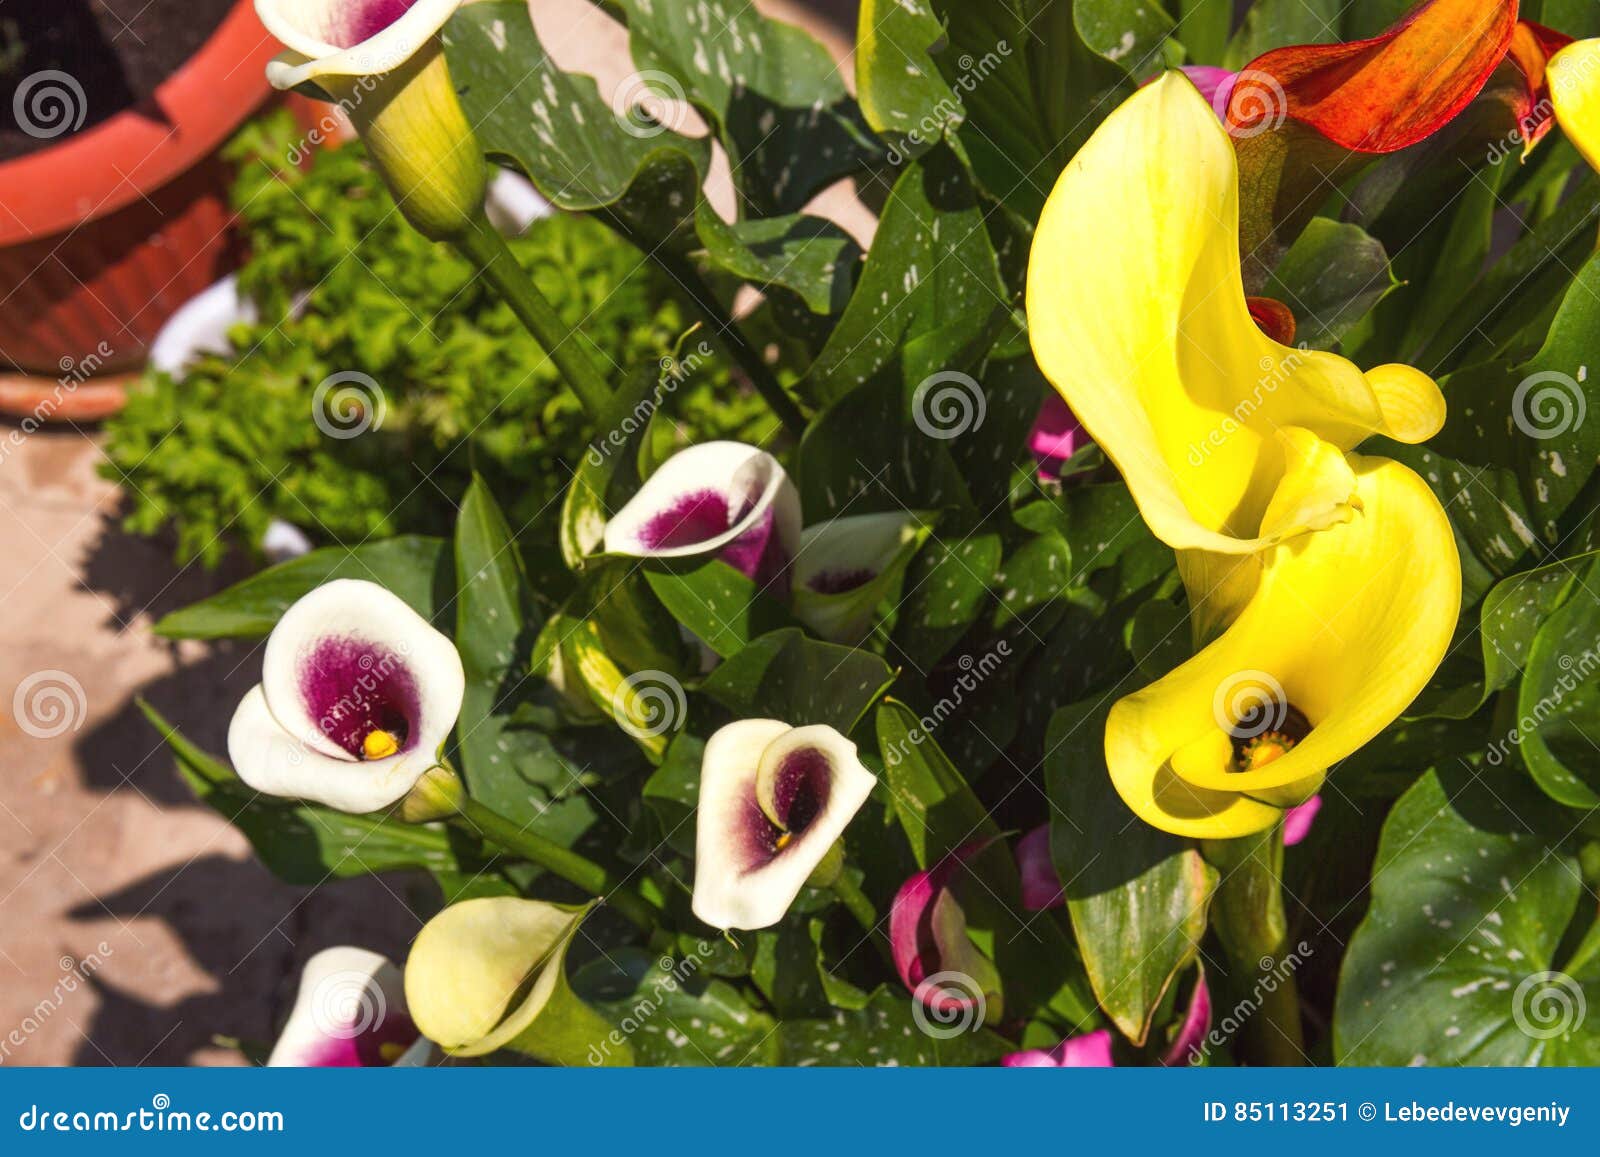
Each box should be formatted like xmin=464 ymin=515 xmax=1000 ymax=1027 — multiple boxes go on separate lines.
xmin=1228 ymin=0 xmax=1519 ymax=153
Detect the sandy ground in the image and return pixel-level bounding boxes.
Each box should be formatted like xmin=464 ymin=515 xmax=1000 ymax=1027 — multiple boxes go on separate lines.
xmin=0 ymin=0 xmax=856 ymax=1067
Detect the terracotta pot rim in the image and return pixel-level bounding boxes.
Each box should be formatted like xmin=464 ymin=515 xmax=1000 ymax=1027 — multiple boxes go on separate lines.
xmin=0 ymin=0 xmax=278 ymax=246
xmin=0 ymin=370 xmax=138 ymax=424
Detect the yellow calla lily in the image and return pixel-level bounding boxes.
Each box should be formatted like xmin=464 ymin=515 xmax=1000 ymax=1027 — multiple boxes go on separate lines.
xmin=1106 ymin=454 xmax=1460 ymax=839
xmin=1026 ymin=74 xmax=1444 ymax=566
xmin=404 ymin=897 xmax=626 ymax=1065
xmin=1549 ymin=39 xmax=1600 ymax=173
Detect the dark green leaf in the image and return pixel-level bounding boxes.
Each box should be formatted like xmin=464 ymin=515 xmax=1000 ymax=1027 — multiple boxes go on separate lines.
xmin=1046 ymin=699 xmax=1216 ymax=1044
xmin=702 ymin=629 xmax=895 ymax=735
xmin=1336 ymin=765 xmax=1600 ymax=1065
xmin=153 ymin=537 xmax=449 ymax=640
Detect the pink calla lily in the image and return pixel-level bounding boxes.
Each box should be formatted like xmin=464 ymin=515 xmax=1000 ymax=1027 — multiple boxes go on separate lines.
xmin=1283 ymin=795 xmax=1323 ymax=847
xmin=1029 ymin=395 xmax=1088 ymax=477
xmin=889 ymin=842 xmax=1004 ymax=1020
xmin=1002 ymin=972 xmax=1211 ymax=1068
xmin=1015 ymin=825 xmax=1065 ymax=911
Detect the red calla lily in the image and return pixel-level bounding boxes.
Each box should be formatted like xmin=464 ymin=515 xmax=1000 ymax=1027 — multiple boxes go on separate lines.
xmin=1228 ymin=0 xmax=1520 ymax=153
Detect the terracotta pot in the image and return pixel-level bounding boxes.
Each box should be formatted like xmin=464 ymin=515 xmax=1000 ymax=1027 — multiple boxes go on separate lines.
xmin=0 ymin=0 xmax=281 ymax=422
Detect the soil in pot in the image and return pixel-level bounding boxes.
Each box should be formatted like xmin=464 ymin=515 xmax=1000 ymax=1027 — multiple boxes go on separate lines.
xmin=0 ymin=0 xmax=238 ymax=162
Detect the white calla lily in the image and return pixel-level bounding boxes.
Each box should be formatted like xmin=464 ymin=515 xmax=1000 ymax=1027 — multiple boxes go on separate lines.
xmin=693 ymin=720 xmax=877 ymax=931
xmin=602 ymin=442 xmax=802 ymax=588
xmin=267 ymin=946 xmax=433 ymax=1067
xmin=254 ymin=0 xmax=486 ymax=240
xmin=792 ymin=511 xmax=930 ymax=644
xmin=227 ymin=579 xmax=464 ymax=814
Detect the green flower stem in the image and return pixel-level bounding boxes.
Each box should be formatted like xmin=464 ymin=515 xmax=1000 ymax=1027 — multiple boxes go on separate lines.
xmin=404 ymin=762 xmax=660 ymax=932
xmin=645 ymin=247 xmax=808 ymax=439
xmin=452 ymin=215 xmax=614 ymax=421
xmin=1203 ymin=827 xmax=1306 ymax=1067
xmin=831 ymin=870 xmax=878 ymax=935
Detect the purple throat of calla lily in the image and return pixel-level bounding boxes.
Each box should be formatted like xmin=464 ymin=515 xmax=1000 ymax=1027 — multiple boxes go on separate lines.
xmin=335 ymin=0 xmax=423 ymax=47
xmin=602 ymin=443 xmax=802 ymax=593
xmin=299 ymin=636 xmax=422 ymax=759
xmin=1002 ymin=971 xmax=1212 ymax=1068
xmin=303 ymin=1011 xmax=419 ymax=1067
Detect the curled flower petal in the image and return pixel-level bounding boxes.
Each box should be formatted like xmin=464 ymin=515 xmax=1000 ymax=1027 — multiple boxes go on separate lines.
xmin=792 ymin=511 xmax=928 ymax=644
xmin=1282 ymin=795 xmax=1324 ymax=847
xmin=1107 ymin=456 xmax=1459 ymax=838
xmin=692 ymin=721 xmax=877 ymax=930
xmin=228 ymin=579 xmax=464 ymax=814
xmin=267 ymin=947 xmax=427 ymax=1067
xmin=1015 ymin=825 xmax=1064 ymax=911
xmin=603 ymin=442 xmax=802 ymax=589
xmin=256 ymin=0 xmax=461 ymax=88
xmin=1162 ymin=970 xmax=1212 ymax=1066
xmin=404 ymin=898 xmax=621 ymax=1064
xmin=888 ymin=842 xmax=1002 ymax=1021
xmin=1550 ymin=39 xmax=1600 ymax=172
xmin=1505 ymin=22 xmax=1575 ymax=152
xmin=1029 ymin=76 xmax=1443 ymax=567
xmin=1227 ymin=0 xmax=1519 ymax=153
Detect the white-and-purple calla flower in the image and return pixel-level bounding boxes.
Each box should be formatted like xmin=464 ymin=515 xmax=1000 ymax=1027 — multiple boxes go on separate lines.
xmin=603 ymin=442 xmax=802 ymax=591
xmin=692 ymin=720 xmax=877 ymax=931
xmin=267 ymin=946 xmax=432 ymax=1067
xmin=256 ymin=0 xmax=459 ymax=90
xmin=1002 ymin=971 xmax=1211 ymax=1068
xmin=791 ymin=511 xmax=928 ymax=644
xmin=227 ymin=579 xmax=464 ymax=814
